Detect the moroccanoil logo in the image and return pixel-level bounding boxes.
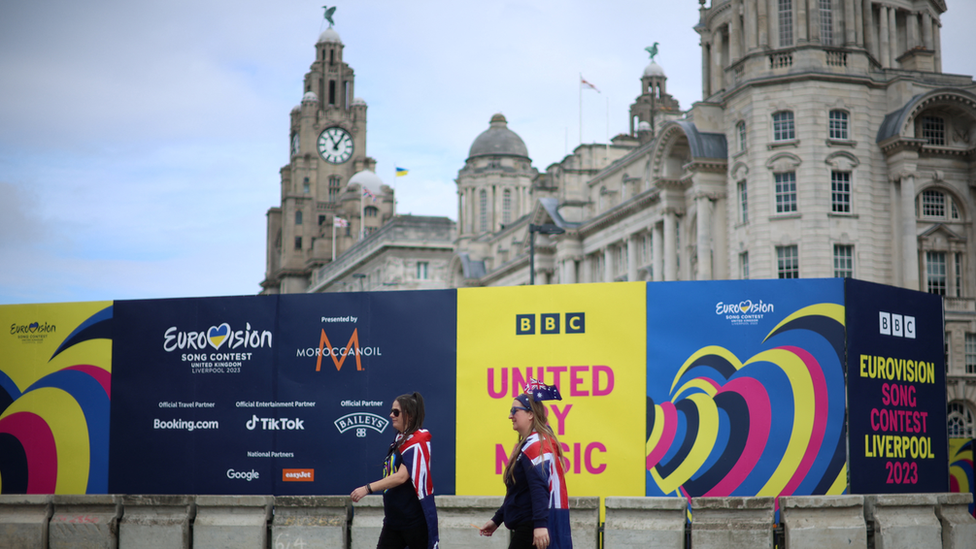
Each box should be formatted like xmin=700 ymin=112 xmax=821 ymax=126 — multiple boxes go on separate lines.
xmin=295 ymin=328 xmax=382 ymax=371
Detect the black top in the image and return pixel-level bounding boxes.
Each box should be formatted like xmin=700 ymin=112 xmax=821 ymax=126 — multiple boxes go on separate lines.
xmin=491 ymin=446 xmax=549 ymax=530
xmin=382 ymin=448 xmax=425 ymax=530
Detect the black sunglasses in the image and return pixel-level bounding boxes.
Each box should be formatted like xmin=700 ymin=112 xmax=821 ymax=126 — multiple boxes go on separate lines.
xmin=390 ymin=408 xmax=401 ymax=417
xmin=510 ymin=406 xmax=530 ymax=415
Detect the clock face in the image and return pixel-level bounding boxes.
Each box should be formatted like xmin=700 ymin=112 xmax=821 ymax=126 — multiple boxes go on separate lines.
xmin=317 ymin=126 xmax=354 ymax=164
xmin=291 ymin=133 xmax=300 ymax=156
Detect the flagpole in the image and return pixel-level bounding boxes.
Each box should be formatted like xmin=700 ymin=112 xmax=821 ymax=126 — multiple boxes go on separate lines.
xmin=392 ymin=163 xmax=397 ymax=217
xmin=578 ymin=73 xmax=583 ymax=145
xmin=360 ymin=187 xmax=365 ymax=240
xmin=606 ymin=95 xmax=610 ymax=162
xmin=332 ymin=218 xmax=336 ymax=261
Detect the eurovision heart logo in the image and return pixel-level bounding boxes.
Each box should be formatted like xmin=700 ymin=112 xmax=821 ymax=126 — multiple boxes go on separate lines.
xmin=739 ymin=300 xmax=753 ymax=313
xmin=646 ymin=303 xmax=848 ymax=499
xmin=207 ymin=323 xmax=231 ymax=350
xmin=28 ymin=322 xmax=39 ymax=333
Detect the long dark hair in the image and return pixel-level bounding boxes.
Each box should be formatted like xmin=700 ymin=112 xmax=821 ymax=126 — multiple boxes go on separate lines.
xmin=502 ymin=393 xmax=563 ymax=484
xmin=394 ymin=392 xmax=425 ymax=447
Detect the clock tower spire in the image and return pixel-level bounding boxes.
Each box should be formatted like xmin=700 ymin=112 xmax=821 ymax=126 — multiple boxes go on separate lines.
xmin=261 ymin=10 xmax=393 ymax=295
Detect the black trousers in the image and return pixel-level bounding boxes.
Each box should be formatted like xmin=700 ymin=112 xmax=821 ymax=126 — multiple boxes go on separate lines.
xmin=376 ymin=524 xmax=428 ymax=549
xmin=509 ymin=523 xmax=535 ymax=549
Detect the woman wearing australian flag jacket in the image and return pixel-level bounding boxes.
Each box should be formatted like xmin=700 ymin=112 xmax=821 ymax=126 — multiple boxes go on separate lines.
xmin=351 ymin=392 xmax=438 ymax=549
xmin=480 ymin=379 xmax=572 ymax=549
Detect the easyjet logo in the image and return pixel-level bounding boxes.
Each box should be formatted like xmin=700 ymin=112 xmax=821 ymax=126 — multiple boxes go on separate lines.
xmin=282 ymin=468 xmax=315 ymax=482
xmin=295 ymin=328 xmax=382 ymax=372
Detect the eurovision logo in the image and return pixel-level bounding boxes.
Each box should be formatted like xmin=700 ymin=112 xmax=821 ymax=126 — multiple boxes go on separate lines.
xmin=334 ymin=412 xmax=389 ymax=438
xmin=163 ymin=322 xmax=272 ymax=352
xmin=715 ymin=299 xmax=775 ymax=326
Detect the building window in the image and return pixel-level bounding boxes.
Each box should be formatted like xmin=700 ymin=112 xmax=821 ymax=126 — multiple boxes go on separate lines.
xmin=819 ymin=0 xmax=833 ymax=44
xmin=926 ymin=251 xmax=947 ymax=295
xmin=294 ymin=236 xmax=302 ymax=250
xmin=773 ymin=111 xmax=795 ymax=141
xmin=740 ymin=252 xmax=750 ymax=279
xmin=479 ymin=190 xmax=488 ymax=232
xmin=328 ymin=176 xmax=341 ymax=202
xmin=364 ymin=206 xmax=378 ymax=217
xmin=777 ymin=245 xmax=799 ymax=278
xmin=779 ymin=0 xmax=794 ymax=47
xmin=303 ymin=177 xmax=310 ymax=194
xmin=737 ymin=121 xmax=747 ymax=151
xmin=954 ymin=254 xmax=963 ymax=298
xmin=828 ymin=110 xmax=848 ymax=140
xmin=737 ymin=180 xmax=749 ymax=223
xmin=318 ymin=215 xmax=326 ymax=226
xmin=328 ymin=80 xmax=336 ymax=105
xmin=965 ymin=333 xmax=976 ymax=374
xmin=833 ymin=244 xmax=853 ymax=278
xmin=922 ymin=116 xmax=946 ymax=146
xmin=831 ymin=171 xmax=851 ymax=213
xmin=775 ymin=172 xmax=797 ymax=213
xmin=948 ymin=402 xmax=975 ymax=438
xmin=502 ymin=189 xmax=512 ymax=225
xmin=946 ymin=331 xmax=952 ymax=373
xmin=417 ymin=262 xmax=429 ymax=280
xmin=919 ymin=189 xmax=960 ymax=220
xmin=295 ymin=210 xmax=303 ymax=225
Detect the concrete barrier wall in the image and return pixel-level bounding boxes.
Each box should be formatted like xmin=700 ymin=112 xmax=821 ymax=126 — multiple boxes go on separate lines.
xmin=1 ymin=493 xmax=973 ymax=549
xmin=49 ymin=494 xmax=122 ymax=549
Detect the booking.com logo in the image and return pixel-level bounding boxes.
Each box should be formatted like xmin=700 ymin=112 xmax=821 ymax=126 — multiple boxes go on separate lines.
xmin=227 ymin=469 xmax=260 ymax=481
xmin=245 ymin=415 xmax=305 ymax=431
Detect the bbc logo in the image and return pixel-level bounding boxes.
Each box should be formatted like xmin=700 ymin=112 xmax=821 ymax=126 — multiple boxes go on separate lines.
xmin=516 ymin=313 xmax=585 ymax=335
xmin=879 ymin=312 xmax=915 ymax=339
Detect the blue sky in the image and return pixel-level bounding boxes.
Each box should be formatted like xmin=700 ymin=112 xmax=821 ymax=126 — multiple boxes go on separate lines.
xmin=2 ymin=0 xmax=974 ymax=304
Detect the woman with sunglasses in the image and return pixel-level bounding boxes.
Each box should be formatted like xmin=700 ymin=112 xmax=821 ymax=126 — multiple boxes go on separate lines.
xmin=351 ymin=392 xmax=439 ymax=549
xmin=480 ymin=380 xmax=572 ymax=549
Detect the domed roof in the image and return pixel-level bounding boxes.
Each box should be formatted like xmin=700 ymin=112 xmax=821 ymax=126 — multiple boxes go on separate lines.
xmin=351 ymin=97 xmax=367 ymax=106
xmin=643 ymin=61 xmax=665 ymax=78
xmin=637 ymin=120 xmax=652 ymax=132
xmin=317 ymin=27 xmax=342 ymax=44
xmin=291 ymin=105 xmax=301 ymax=113
xmin=348 ymin=169 xmax=384 ymax=193
xmin=468 ymin=113 xmax=529 ymax=160
xmin=302 ymin=91 xmax=318 ymax=103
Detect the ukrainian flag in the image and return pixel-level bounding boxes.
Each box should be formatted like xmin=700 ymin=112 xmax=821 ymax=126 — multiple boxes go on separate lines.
xmin=396 ymin=167 xmax=409 ymax=177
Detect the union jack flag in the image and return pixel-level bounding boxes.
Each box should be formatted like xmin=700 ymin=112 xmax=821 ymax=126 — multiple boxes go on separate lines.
xmin=333 ymin=216 xmax=349 ymax=228
xmin=362 ymin=187 xmax=377 ymax=202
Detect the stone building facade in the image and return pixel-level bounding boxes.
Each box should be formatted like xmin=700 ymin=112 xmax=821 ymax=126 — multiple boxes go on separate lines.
xmin=450 ymin=0 xmax=976 ymax=435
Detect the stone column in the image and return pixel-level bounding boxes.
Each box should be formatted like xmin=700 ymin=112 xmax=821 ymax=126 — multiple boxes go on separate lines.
xmin=797 ymin=0 xmax=809 ymax=43
xmin=746 ymin=0 xmax=758 ymax=51
xmin=652 ymin=222 xmax=663 ymax=282
xmin=696 ymin=196 xmax=713 ymax=280
xmin=888 ymin=6 xmax=898 ymax=67
xmin=730 ymin=1 xmax=742 ymax=62
xmin=758 ymin=0 xmax=768 ymax=48
xmin=663 ymin=212 xmax=677 ymax=281
xmin=845 ymin=0 xmax=857 ymax=45
xmin=702 ymin=39 xmax=711 ymax=98
xmin=907 ymin=12 xmax=919 ymax=50
xmin=808 ymin=0 xmax=821 ymax=44
xmin=711 ymin=31 xmax=724 ymax=95
xmin=879 ymin=5 xmax=890 ymax=67
xmin=854 ymin=0 xmax=864 ymax=46
xmin=922 ymin=11 xmax=933 ymax=50
xmin=934 ymin=21 xmax=941 ymax=72
xmin=865 ymin=0 xmax=877 ymax=60
xmin=604 ymin=247 xmax=614 ymax=282
xmin=627 ymin=234 xmax=638 ymax=282
xmin=563 ymin=259 xmax=577 ymax=284
xmin=899 ymin=172 xmax=920 ymax=290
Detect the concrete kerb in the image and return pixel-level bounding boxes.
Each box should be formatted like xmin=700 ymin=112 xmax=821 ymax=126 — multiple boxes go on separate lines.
xmin=119 ymin=494 xmax=196 ymax=549
xmin=567 ymin=496 xmax=600 ymax=549
xmin=272 ymin=495 xmax=351 ymax=549
xmin=49 ymin=494 xmax=122 ymax=549
xmin=690 ymin=496 xmax=775 ymax=549
xmin=779 ymin=495 xmax=867 ymax=549
xmin=864 ymin=493 xmax=942 ymax=549
xmin=193 ymin=495 xmax=273 ymax=549
xmin=0 ymin=494 xmax=53 ymax=549
xmin=350 ymin=495 xmax=385 ymax=549
xmin=435 ymin=495 xmax=507 ymax=549
xmin=604 ymin=496 xmax=687 ymax=549
xmin=936 ymin=492 xmax=976 ymax=549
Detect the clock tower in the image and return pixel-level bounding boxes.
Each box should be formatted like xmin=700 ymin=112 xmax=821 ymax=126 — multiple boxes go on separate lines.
xmin=262 ymin=17 xmax=393 ymax=294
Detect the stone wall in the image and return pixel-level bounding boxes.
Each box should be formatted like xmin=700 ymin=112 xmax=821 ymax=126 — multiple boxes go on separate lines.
xmin=1 ymin=493 xmax=972 ymax=548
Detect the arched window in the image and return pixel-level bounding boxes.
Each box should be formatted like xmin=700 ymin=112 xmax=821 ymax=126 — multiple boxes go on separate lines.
xmin=737 ymin=121 xmax=747 ymax=151
xmin=773 ymin=111 xmax=795 ymax=141
xmin=502 ymin=189 xmax=512 ymax=225
xmin=295 ymin=210 xmax=303 ymax=225
xmin=948 ymin=401 xmax=974 ymax=438
xmin=364 ymin=206 xmax=379 ymax=217
xmin=479 ymin=189 xmax=488 ymax=232
xmin=918 ymin=189 xmax=961 ymax=220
